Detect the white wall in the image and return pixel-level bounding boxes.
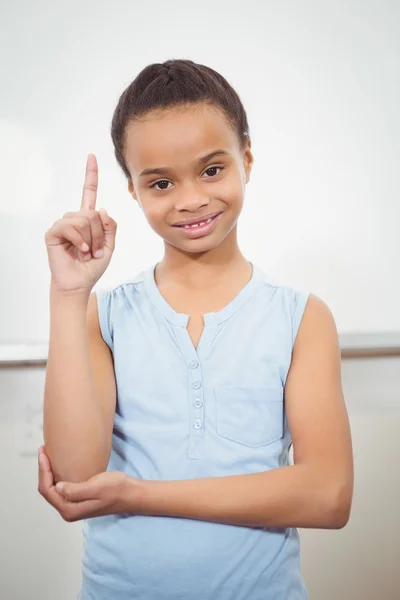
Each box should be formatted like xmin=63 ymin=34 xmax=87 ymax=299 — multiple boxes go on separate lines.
xmin=1 ymin=356 xmax=399 ymax=600
xmin=301 ymin=357 xmax=400 ymax=599
xmin=1 ymin=0 xmax=399 ymax=344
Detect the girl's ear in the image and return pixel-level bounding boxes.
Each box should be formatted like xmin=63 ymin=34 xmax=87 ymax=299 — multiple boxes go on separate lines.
xmin=243 ymin=140 xmax=254 ymax=184
xmin=128 ymin=179 xmax=138 ymax=201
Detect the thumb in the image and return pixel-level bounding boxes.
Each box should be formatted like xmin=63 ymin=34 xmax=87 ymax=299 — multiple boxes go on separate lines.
xmin=56 ymin=479 xmax=98 ymax=502
xmin=99 ymin=208 xmax=117 ymax=250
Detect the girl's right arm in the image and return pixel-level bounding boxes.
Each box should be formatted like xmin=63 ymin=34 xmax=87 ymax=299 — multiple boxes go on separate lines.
xmin=43 ymin=154 xmax=118 ymax=483
xmin=43 ymin=288 xmax=116 ymax=484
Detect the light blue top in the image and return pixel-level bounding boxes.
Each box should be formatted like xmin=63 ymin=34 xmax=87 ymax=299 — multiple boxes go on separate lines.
xmin=80 ymin=263 xmax=309 ymax=600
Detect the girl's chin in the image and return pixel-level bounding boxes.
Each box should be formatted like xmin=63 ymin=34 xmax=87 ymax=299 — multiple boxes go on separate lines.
xmin=167 ymin=231 xmax=234 ymax=255
xmin=166 ymin=238 xmax=217 ymax=253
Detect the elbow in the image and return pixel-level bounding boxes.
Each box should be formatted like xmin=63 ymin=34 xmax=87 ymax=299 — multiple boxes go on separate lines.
xmin=328 ymin=503 xmax=351 ymax=529
xmin=325 ymin=484 xmax=353 ymax=529
xmin=45 ymin=443 xmax=111 ymax=484
xmin=54 ymin=463 xmax=107 ymax=484
xmin=52 ymin=460 xmax=108 ymax=484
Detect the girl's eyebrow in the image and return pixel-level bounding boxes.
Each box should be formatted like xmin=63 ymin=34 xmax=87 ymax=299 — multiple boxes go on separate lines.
xmin=139 ymin=150 xmax=230 ymax=178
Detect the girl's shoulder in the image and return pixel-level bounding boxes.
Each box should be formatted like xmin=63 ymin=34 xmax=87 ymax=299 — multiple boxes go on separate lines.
xmin=94 ymin=267 xmax=149 ymax=304
xmin=250 ymin=265 xmax=311 ymax=348
xmin=252 ymin=263 xmax=310 ymax=312
xmin=95 ymin=268 xmax=146 ymax=292
xmin=92 ymin=268 xmax=149 ymax=350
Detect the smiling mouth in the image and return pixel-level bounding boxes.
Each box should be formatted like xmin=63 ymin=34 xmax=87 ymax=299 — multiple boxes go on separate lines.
xmin=173 ymin=212 xmax=222 ymax=229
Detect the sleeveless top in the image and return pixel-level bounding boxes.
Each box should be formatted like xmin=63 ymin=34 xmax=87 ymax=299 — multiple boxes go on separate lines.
xmin=79 ymin=263 xmax=309 ymax=600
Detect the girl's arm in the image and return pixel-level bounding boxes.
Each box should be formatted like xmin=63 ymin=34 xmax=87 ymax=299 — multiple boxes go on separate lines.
xmin=43 ymin=289 xmax=116 ymax=484
xmin=132 ymin=294 xmax=354 ymax=529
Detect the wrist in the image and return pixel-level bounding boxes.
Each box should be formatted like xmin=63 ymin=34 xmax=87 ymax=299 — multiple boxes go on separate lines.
xmin=123 ymin=475 xmax=160 ymax=516
xmin=50 ymin=281 xmax=91 ymax=306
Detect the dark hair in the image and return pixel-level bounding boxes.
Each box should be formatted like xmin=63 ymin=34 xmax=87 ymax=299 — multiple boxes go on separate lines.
xmin=110 ymin=59 xmax=250 ymax=181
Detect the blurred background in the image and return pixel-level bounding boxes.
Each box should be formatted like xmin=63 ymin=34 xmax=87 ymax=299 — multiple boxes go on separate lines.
xmin=0 ymin=0 xmax=399 ymax=598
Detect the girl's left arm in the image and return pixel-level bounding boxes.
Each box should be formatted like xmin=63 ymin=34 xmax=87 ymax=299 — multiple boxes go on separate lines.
xmin=131 ymin=294 xmax=354 ymax=529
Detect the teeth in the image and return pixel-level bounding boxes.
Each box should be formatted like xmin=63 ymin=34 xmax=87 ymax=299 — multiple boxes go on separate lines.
xmin=183 ymin=216 xmax=215 ymax=229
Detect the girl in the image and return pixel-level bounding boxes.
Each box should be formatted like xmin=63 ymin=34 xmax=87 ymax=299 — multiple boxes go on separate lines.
xmin=39 ymin=59 xmax=353 ymax=600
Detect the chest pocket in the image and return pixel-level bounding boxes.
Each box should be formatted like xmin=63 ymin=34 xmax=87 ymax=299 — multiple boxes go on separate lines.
xmin=215 ymin=386 xmax=284 ymax=448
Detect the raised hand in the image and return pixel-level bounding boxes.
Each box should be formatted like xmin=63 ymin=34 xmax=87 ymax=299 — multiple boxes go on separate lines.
xmin=44 ymin=154 xmax=117 ymax=294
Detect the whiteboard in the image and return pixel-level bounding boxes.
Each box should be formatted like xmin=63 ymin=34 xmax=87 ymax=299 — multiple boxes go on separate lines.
xmin=1 ymin=0 xmax=399 ymax=348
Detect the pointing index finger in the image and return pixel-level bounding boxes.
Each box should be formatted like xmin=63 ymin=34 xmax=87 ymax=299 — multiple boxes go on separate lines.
xmin=81 ymin=153 xmax=98 ymax=211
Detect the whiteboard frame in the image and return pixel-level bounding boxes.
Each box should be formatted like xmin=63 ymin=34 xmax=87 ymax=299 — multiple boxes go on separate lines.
xmin=1 ymin=333 xmax=400 ymax=366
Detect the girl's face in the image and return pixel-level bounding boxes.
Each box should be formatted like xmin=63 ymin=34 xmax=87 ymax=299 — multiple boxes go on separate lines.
xmin=125 ymin=103 xmax=253 ymax=254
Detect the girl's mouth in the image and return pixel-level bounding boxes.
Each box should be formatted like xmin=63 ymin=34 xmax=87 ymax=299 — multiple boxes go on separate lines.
xmin=173 ymin=212 xmax=222 ymax=239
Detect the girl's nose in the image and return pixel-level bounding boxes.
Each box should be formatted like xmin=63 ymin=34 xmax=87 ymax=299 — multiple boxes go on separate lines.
xmin=174 ymin=194 xmax=211 ymax=213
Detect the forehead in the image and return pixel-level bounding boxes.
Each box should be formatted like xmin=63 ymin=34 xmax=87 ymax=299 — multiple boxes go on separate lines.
xmin=124 ymin=104 xmax=239 ymax=173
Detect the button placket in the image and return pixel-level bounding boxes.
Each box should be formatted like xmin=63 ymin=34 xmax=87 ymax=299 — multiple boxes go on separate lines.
xmin=171 ymin=323 xmax=205 ymax=459
xmin=188 ymin=357 xmax=204 ymax=440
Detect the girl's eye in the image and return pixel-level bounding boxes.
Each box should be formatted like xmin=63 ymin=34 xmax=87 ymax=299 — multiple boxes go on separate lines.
xmin=150 ymin=166 xmax=223 ymax=191
xmin=151 ymin=180 xmax=172 ymax=191
xmin=203 ymin=166 xmax=223 ymax=178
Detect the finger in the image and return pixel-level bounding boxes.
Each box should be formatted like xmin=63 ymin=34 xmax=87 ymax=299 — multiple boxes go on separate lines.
xmin=80 ymin=154 xmax=98 ymax=212
xmin=38 ymin=449 xmax=53 ymax=484
xmin=98 ymin=209 xmax=118 ymax=253
xmin=86 ymin=210 xmax=105 ymax=258
xmin=56 ymin=478 xmax=101 ymax=503
xmin=37 ymin=450 xmax=100 ymax=520
xmin=37 ymin=453 xmax=74 ymax=511
xmin=38 ymin=449 xmax=57 ymax=501
xmin=60 ymin=499 xmax=103 ymax=522
xmin=46 ymin=219 xmax=92 ymax=254
xmin=60 ymin=223 xmax=92 ymax=254
xmin=62 ymin=211 xmax=104 ymax=258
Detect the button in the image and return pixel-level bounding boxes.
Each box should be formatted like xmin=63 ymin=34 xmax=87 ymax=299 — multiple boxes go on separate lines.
xmin=189 ymin=359 xmax=199 ymax=369
xmin=193 ymin=419 xmax=202 ymax=429
xmin=192 ymin=381 xmax=201 ymax=390
xmin=194 ymin=398 xmax=203 ymax=408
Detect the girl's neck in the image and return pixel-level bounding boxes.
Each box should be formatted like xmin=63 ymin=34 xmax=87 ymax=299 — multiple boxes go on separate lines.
xmin=156 ymin=228 xmax=250 ymax=291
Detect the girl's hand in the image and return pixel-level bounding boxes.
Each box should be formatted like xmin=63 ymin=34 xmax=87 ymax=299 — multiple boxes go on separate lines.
xmin=44 ymin=154 xmax=117 ymax=295
xmin=37 ymin=446 xmax=140 ymax=522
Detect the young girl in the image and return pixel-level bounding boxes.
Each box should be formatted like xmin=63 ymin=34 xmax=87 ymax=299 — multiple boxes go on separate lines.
xmin=39 ymin=59 xmax=353 ymax=600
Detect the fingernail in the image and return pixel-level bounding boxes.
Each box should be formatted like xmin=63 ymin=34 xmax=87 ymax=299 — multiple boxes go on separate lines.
xmin=38 ymin=454 xmax=45 ymax=467
xmin=56 ymin=482 xmax=64 ymax=493
xmin=94 ymin=249 xmax=104 ymax=258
